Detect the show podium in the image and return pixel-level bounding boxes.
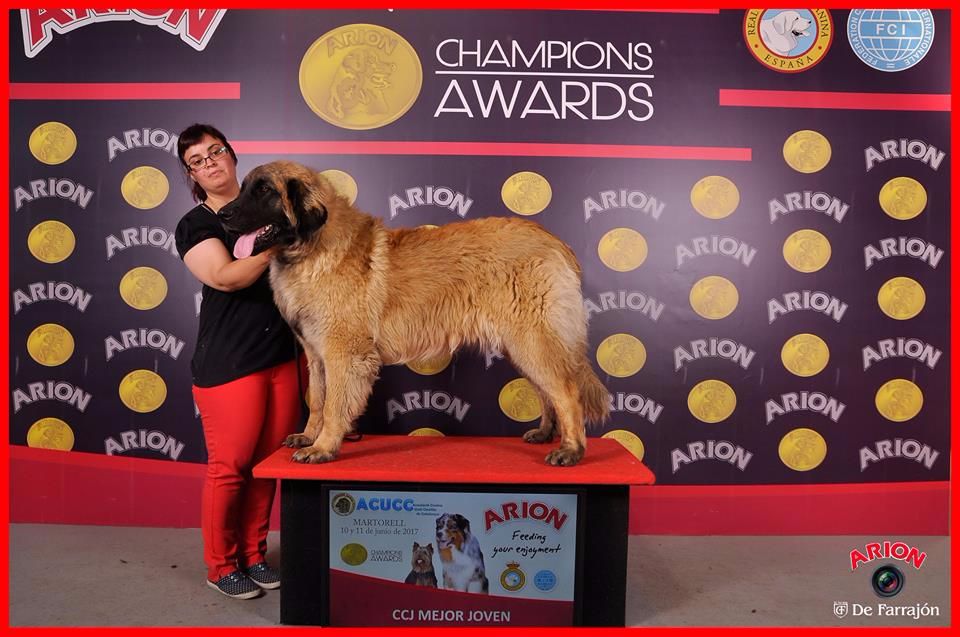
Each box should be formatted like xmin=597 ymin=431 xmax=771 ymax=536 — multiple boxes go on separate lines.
xmin=254 ymin=435 xmax=654 ymax=627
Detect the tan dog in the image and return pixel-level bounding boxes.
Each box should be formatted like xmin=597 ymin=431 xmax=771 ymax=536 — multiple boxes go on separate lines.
xmin=220 ymin=161 xmax=609 ymax=466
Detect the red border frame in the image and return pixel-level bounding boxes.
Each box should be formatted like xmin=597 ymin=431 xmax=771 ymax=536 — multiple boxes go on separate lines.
xmin=4 ymin=4 xmax=956 ymax=635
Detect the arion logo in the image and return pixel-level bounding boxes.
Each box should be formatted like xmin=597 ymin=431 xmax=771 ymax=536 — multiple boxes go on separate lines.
xmin=21 ymin=9 xmax=226 ymax=58
xmin=850 ymin=541 xmax=927 ymax=599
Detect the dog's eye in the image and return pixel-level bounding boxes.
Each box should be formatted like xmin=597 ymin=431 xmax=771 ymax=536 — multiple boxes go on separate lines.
xmin=256 ymin=182 xmax=272 ymax=195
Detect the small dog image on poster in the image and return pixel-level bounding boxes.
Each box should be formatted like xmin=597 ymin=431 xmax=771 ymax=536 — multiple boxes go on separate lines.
xmin=403 ymin=542 xmax=438 ymax=588
xmin=435 ymin=513 xmax=489 ymax=594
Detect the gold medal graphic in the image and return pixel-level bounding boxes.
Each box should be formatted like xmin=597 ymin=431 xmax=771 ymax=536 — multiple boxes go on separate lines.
xmin=877 ymin=276 xmax=925 ymax=320
xmin=596 ymin=333 xmax=646 ymax=377
xmin=499 ymin=378 xmax=542 ymax=422
xmin=875 ymin=378 xmax=923 ymax=422
xmin=407 ymin=352 xmax=451 ymax=375
xmin=27 ymin=417 xmax=75 ymax=451
xmin=502 ymin=171 xmax=552 ymax=216
xmin=779 ymin=428 xmax=827 ymax=472
xmin=121 ymin=166 xmax=169 ymax=210
xmin=690 ymin=176 xmax=740 ymax=219
xmin=783 ymin=229 xmax=831 ymax=273
xmin=300 ymin=23 xmax=422 ymax=130
xmin=689 ymin=276 xmax=738 ymax=320
xmin=597 ymin=228 xmax=648 ymax=272
xmin=118 ymin=369 xmax=167 ymax=413
xmin=879 ymin=177 xmax=927 ymax=220
xmin=319 ymin=169 xmax=359 ymax=205
xmin=408 ymin=427 xmax=445 ymax=437
xmin=783 ymin=130 xmax=831 ymax=173
xmin=340 ymin=543 xmax=368 ymax=566
xmin=27 ymin=323 xmax=74 ymax=367
xmin=602 ymin=429 xmax=645 ymax=462
xmin=29 ymin=121 xmax=77 ymax=165
xmin=27 ymin=220 xmax=76 ymax=264
xmin=119 ymin=266 xmax=168 ymax=310
xmin=687 ymin=379 xmax=736 ymax=423
xmin=781 ymin=333 xmax=830 ymax=377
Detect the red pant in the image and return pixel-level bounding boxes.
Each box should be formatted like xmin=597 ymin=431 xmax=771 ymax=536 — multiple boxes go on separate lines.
xmin=193 ymin=358 xmax=304 ymax=581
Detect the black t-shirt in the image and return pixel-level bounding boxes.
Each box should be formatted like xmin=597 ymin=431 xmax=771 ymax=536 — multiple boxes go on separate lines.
xmin=175 ymin=203 xmax=295 ymax=387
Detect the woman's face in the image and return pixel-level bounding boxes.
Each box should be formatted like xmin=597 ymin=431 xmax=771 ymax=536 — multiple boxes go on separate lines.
xmin=182 ymin=134 xmax=237 ymax=196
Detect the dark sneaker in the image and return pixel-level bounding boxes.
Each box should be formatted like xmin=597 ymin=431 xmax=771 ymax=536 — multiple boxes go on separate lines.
xmin=246 ymin=562 xmax=281 ymax=589
xmin=207 ymin=570 xmax=263 ymax=599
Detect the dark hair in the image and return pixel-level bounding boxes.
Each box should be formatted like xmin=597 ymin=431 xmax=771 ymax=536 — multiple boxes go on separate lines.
xmin=176 ymin=123 xmax=239 ymax=202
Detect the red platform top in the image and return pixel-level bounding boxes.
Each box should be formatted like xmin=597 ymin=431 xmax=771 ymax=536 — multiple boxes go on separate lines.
xmin=253 ymin=435 xmax=655 ymax=486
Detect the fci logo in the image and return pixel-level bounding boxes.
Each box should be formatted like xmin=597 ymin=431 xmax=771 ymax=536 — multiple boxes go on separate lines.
xmin=834 ymin=601 xmax=848 ymax=618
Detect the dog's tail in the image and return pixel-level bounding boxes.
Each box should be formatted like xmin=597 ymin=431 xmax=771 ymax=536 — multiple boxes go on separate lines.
xmin=578 ymin=362 xmax=610 ymax=426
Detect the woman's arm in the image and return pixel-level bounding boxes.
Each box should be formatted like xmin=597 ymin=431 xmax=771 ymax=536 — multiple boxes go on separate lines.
xmin=183 ymin=238 xmax=274 ymax=292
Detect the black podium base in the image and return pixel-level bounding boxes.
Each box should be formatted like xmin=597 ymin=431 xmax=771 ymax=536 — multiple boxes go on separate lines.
xmin=253 ymin=436 xmax=654 ymax=627
xmin=280 ymin=480 xmax=628 ymax=626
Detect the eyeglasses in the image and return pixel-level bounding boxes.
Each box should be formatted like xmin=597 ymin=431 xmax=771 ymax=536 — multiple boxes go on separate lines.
xmin=186 ymin=145 xmax=229 ymax=171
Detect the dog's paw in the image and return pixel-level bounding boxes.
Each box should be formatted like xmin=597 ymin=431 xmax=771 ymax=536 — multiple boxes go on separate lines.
xmin=522 ymin=428 xmax=554 ymax=444
xmin=291 ymin=446 xmax=339 ymax=463
xmin=545 ymin=447 xmax=583 ymax=467
xmin=283 ymin=433 xmax=315 ymax=448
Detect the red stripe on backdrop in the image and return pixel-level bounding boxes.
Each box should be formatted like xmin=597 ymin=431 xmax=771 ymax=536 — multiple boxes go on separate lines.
xmin=720 ymin=89 xmax=952 ymax=111
xmin=8 ymin=447 xmax=949 ymax=535
xmin=631 ymin=482 xmax=950 ymax=535
xmin=232 ymin=140 xmax=752 ymax=161
xmin=8 ymin=82 xmax=241 ymax=100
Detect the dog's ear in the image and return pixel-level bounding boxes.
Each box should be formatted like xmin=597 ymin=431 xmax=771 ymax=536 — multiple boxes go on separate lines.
xmin=773 ymin=11 xmax=788 ymax=34
xmin=286 ymin=177 xmax=327 ymax=241
xmin=413 ymin=541 xmax=420 ymax=549
xmin=455 ymin=514 xmax=470 ymax=533
xmin=426 ymin=543 xmax=433 ymax=553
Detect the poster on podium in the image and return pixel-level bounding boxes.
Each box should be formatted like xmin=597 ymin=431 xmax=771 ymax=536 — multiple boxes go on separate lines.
xmin=327 ymin=489 xmax=579 ymax=626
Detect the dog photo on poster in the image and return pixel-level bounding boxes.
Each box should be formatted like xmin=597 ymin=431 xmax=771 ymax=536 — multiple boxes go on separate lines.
xmin=327 ymin=490 xmax=578 ymax=626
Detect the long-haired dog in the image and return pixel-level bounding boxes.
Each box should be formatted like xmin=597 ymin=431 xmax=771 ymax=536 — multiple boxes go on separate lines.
xmin=435 ymin=513 xmax=488 ymax=594
xmin=403 ymin=542 xmax=438 ymax=588
xmin=220 ymin=161 xmax=610 ymax=466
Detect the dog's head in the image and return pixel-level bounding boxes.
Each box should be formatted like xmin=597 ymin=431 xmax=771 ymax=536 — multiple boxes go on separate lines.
xmin=411 ymin=542 xmax=434 ymax=572
xmin=327 ymin=46 xmax=396 ymax=118
xmin=219 ymin=161 xmax=331 ymax=259
xmin=773 ymin=10 xmax=811 ymax=37
xmin=436 ymin=513 xmax=470 ymax=552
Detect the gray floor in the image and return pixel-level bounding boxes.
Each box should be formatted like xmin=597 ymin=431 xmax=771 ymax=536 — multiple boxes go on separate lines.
xmin=9 ymin=524 xmax=950 ymax=627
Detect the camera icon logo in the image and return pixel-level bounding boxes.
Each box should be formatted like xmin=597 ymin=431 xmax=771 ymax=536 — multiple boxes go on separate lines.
xmin=872 ymin=564 xmax=905 ymax=597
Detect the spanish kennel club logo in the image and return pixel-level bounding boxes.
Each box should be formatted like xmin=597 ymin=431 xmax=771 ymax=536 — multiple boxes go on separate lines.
xmin=834 ymin=601 xmax=849 ymax=618
xmin=500 ymin=562 xmax=526 ymax=592
xmin=20 ymin=9 xmax=226 ymax=58
xmin=744 ymin=9 xmax=834 ymax=72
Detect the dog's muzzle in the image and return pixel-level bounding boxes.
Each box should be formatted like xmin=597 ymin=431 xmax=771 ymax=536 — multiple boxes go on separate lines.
xmin=233 ymin=224 xmax=279 ymax=259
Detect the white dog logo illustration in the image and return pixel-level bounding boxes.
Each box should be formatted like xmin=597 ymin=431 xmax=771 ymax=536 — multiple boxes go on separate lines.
xmin=760 ymin=11 xmax=812 ymax=55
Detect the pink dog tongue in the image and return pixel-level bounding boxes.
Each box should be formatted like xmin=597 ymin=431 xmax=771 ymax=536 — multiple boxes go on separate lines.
xmin=233 ymin=229 xmax=260 ymax=259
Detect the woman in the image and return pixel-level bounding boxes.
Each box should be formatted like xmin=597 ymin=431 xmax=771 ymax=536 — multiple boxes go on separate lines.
xmin=174 ymin=123 xmax=300 ymax=599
